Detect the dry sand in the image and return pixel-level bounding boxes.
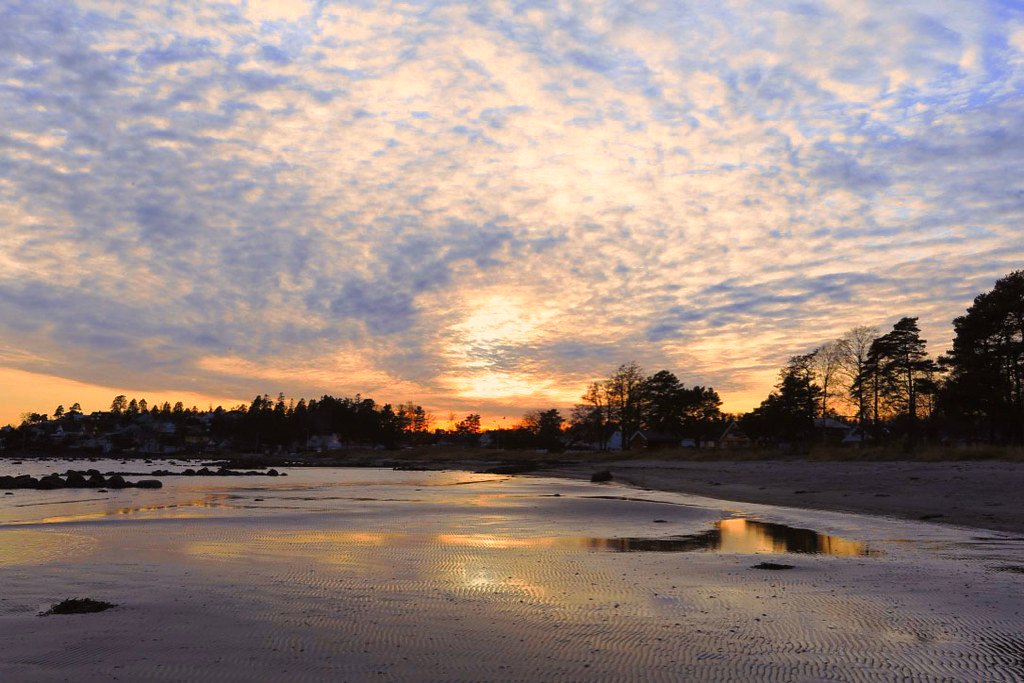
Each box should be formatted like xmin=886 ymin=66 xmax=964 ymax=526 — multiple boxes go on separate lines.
xmin=0 ymin=463 xmax=1022 ymax=681
xmin=542 ymin=459 xmax=1024 ymax=534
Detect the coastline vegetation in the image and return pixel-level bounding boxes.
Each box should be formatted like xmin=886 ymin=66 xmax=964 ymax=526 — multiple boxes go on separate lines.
xmin=3 ymin=271 xmax=1022 ymax=458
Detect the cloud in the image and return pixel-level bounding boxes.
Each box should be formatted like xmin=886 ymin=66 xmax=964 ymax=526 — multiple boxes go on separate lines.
xmin=1 ymin=0 xmax=1023 ymax=425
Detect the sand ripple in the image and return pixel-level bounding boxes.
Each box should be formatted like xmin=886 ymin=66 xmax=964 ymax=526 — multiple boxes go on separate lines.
xmin=1 ymin=471 xmax=1022 ymax=681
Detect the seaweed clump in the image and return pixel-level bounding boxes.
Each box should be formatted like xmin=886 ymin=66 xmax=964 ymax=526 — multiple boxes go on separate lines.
xmin=42 ymin=598 xmax=116 ymax=615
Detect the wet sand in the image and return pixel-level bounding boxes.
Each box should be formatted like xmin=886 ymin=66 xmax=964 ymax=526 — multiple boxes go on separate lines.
xmin=542 ymin=459 xmax=1024 ymax=534
xmin=1 ymin=464 xmax=1022 ymax=681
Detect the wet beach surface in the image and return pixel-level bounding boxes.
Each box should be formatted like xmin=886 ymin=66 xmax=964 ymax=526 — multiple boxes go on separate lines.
xmin=0 ymin=461 xmax=1022 ymax=681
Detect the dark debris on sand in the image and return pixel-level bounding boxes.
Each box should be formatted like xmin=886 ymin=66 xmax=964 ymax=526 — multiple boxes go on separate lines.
xmin=751 ymin=562 xmax=795 ymax=570
xmin=42 ymin=598 xmax=117 ymax=616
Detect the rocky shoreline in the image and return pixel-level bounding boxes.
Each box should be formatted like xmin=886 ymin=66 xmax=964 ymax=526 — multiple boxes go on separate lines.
xmin=0 ymin=465 xmax=285 ymax=491
xmin=0 ymin=470 xmax=162 ymax=490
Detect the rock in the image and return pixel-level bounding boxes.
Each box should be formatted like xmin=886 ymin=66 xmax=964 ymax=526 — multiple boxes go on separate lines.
xmin=86 ymin=474 xmax=107 ymax=488
xmin=267 ymin=469 xmax=279 ymax=476
xmin=134 ymin=479 xmax=163 ymax=489
xmin=751 ymin=562 xmax=794 ymax=570
xmin=37 ymin=474 xmax=66 ymax=490
xmin=590 ymin=470 xmax=613 ymax=483
xmin=12 ymin=475 xmax=38 ymax=489
xmin=183 ymin=468 xmax=196 ymax=476
xmin=65 ymin=471 xmax=87 ymax=487
xmin=106 ymin=475 xmax=128 ymax=489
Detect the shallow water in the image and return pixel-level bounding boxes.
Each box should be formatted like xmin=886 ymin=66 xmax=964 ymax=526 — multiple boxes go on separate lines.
xmin=1 ymin=463 xmax=1022 ymax=681
xmin=0 ymin=459 xmax=872 ymax=557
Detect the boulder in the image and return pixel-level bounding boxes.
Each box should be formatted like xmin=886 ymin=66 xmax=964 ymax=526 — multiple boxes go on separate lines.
xmin=65 ymin=471 xmax=87 ymax=487
xmin=37 ymin=474 xmax=66 ymax=490
xmin=13 ymin=475 xmax=38 ymax=489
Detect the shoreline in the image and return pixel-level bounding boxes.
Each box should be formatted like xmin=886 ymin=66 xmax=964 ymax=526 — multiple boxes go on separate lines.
xmin=534 ymin=459 xmax=1024 ymax=535
xmin=2 ymin=452 xmax=1022 ymax=534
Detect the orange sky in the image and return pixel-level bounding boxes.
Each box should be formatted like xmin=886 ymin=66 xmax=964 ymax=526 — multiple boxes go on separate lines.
xmin=0 ymin=365 xmax=768 ymax=430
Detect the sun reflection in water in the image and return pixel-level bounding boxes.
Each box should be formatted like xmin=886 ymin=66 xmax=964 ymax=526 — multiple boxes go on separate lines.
xmin=716 ymin=518 xmax=871 ymax=556
xmin=436 ymin=534 xmax=563 ymax=550
xmin=0 ymin=530 xmax=96 ymax=566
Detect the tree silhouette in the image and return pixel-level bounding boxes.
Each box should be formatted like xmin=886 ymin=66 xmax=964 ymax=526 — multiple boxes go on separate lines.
xmin=110 ymin=395 xmax=128 ymax=415
xmin=570 ymin=381 xmax=609 ymax=450
xmin=605 ymin=362 xmax=646 ymax=448
xmin=838 ymin=326 xmax=879 ymax=426
xmin=455 ymin=413 xmax=481 ymax=435
xmin=742 ymin=354 xmax=821 ymax=444
xmin=871 ymin=317 xmax=935 ymax=443
xmin=939 ymin=271 xmax=1024 ymax=444
xmin=523 ymin=408 xmax=564 ymax=450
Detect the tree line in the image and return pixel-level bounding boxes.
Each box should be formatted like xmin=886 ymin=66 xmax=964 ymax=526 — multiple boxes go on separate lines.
xmin=742 ymin=270 xmax=1024 ymax=446
xmin=565 ymin=363 xmax=725 ymax=449
xmin=9 ymin=271 xmax=1022 ymax=452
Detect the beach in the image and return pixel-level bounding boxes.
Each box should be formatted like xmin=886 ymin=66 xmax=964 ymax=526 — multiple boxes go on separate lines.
xmin=540 ymin=458 xmax=1024 ymax=534
xmin=0 ymin=460 xmax=1022 ymax=681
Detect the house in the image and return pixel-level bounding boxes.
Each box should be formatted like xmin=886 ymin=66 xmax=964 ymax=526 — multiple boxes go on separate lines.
xmin=717 ymin=421 xmax=752 ymax=449
xmin=629 ymin=430 xmax=683 ymax=450
xmin=308 ymin=434 xmax=343 ymax=451
xmin=813 ymin=417 xmax=854 ymax=445
xmin=841 ymin=426 xmax=872 ymax=446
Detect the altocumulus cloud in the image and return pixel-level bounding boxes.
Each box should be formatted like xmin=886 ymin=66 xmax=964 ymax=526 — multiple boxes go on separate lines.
xmin=1 ymin=0 xmax=1023 ymax=419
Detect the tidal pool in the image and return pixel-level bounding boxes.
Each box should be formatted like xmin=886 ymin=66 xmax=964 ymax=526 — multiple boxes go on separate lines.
xmin=0 ymin=464 xmax=1021 ymax=681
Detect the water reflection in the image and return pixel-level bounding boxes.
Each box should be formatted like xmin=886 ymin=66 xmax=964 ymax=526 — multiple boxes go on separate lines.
xmin=38 ymin=495 xmax=236 ymax=525
xmin=590 ymin=518 xmax=875 ymax=556
xmin=0 ymin=530 xmax=97 ymax=566
xmin=432 ymin=519 xmax=874 ymax=557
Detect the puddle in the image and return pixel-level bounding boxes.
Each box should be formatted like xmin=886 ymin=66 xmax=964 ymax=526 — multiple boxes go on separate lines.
xmin=591 ymin=518 xmax=876 ymax=556
xmin=433 ymin=519 xmax=875 ymax=557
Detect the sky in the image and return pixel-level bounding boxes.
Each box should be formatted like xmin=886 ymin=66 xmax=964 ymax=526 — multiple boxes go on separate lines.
xmin=2 ymin=0 xmax=1024 ymax=428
